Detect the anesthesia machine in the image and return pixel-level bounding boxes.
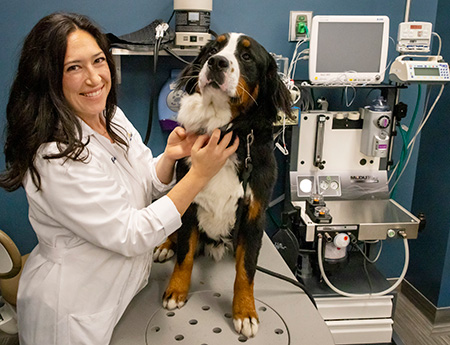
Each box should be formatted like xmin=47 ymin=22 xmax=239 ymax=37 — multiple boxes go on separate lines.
xmin=278 ymin=12 xmax=448 ymax=345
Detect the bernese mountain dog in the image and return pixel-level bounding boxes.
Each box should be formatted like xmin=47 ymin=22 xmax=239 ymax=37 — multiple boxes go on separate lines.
xmin=153 ymin=32 xmax=293 ymax=338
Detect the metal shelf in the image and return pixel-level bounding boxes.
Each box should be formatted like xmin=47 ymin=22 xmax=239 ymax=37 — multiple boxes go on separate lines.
xmin=293 ymin=81 xmax=406 ymax=89
xmin=111 ymin=46 xmax=199 ymax=83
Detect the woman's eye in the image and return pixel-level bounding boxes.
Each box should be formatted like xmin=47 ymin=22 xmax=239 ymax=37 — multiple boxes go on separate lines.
xmin=67 ymin=65 xmax=79 ymax=72
xmin=95 ymin=57 xmax=106 ymax=64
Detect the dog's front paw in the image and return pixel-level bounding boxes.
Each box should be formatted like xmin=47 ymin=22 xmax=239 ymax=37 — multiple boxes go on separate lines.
xmin=153 ymin=246 xmax=175 ymax=262
xmin=162 ymin=288 xmax=188 ymax=310
xmin=233 ymin=316 xmax=259 ymax=338
xmin=153 ymin=236 xmax=176 ymax=262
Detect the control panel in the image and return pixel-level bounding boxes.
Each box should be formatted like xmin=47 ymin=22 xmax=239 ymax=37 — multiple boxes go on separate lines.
xmin=397 ymin=21 xmax=432 ymax=53
xmin=389 ymin=55 xmax=450 ymax=84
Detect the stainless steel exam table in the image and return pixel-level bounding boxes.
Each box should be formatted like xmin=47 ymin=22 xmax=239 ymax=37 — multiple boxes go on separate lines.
xmin=110 ymin=234 xmax=335 ymax=345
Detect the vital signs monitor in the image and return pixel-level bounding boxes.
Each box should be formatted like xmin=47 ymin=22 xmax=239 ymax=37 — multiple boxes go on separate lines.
xmin=309 ymin=15 xmax=390 ymax=85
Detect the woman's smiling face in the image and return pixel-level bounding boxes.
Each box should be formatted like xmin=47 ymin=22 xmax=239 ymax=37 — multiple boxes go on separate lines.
xmin=62 ymin=29 xmax=111 ymax=122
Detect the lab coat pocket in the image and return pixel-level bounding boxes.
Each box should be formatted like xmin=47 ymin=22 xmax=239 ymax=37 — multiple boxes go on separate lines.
xmin=68 ymin=304 xmax=119 ymax=345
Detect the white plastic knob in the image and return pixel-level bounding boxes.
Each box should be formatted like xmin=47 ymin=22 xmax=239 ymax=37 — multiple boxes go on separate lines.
xmin=334 ymin=233 xmax=350 ymax=248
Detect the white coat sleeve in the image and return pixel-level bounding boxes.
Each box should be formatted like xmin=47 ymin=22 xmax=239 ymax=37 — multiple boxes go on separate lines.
xmin=31 ymin=153 xmax=182 ymax=257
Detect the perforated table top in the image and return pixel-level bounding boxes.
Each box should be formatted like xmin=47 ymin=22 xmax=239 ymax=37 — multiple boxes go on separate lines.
xmin=111 ymin=234 xmax=334 ymax=345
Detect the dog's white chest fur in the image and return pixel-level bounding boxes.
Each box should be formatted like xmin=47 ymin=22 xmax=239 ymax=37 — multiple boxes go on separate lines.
xmin=195 ymin=156 xmax=243 ymax=235
xmin=178 ymin=93 xmax=246 ymax=261
xmin=183 ymin=154 xmax=243 ymax=261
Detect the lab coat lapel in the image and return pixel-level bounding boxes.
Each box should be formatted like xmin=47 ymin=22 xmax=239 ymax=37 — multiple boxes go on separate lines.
xmin=78 ymin=118 xmax=143 ymax=185
xmin=94 ymin=134 xmax=143 ymax=186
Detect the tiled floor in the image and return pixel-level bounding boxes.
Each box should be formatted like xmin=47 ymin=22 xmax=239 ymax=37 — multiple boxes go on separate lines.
xmin=394 ymin=292 xmax=450 ymax=345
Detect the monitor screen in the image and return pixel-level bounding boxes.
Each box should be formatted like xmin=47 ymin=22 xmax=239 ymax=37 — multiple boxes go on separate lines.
xmin=309 ymin=16 xmax=389 ymax=85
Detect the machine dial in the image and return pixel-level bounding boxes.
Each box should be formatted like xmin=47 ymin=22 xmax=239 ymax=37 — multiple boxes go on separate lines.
xmin=377 ymin=115 xmax=391 ymax=129
xmin=319 ymin=180 xmax=329 ymax=190
xmin=330 ymin=180 xmax=339 ymax=190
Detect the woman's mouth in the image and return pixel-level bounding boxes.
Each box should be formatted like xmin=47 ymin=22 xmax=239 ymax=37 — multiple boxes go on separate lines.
xmin=81 ymin=86 xmax=103 ymax=97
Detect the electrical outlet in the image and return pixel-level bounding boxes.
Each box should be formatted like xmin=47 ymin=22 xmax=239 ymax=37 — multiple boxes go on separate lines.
xmin=289 ymin=11 xmax=313 ymax=41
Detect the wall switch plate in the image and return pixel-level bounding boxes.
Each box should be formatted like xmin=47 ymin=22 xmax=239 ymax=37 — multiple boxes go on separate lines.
xmin=289 ymin=11 xmax=313 ymax=41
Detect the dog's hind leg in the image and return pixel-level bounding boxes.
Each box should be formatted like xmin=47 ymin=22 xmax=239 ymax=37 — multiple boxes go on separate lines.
xmin=162 ymin=225 xmax=199 ymax=310
xmin=153 ymin=232 xmax=177 ymax=262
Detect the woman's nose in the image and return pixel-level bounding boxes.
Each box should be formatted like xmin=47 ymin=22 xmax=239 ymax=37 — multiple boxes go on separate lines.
xmin=85 ymin=66 xmax=102 ymax=85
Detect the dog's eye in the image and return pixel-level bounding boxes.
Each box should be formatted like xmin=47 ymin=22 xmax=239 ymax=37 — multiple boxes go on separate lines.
xmin=209 ymin=48 xmax=218 ymax=56
xmin=241 ymin=53 xmax=251 ymax=61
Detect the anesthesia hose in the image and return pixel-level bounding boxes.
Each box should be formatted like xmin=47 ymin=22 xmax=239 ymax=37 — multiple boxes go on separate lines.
xmin=317 ymin=234 xmax=409 ymax=297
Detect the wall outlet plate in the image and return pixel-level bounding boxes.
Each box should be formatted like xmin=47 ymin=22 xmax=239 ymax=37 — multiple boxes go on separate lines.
xmin=289 ymin=11 xmax=313 ymax=41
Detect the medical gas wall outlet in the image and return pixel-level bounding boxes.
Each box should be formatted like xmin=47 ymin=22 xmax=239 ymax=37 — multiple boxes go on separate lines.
xmin=289 ymin=11 xmax=312 ymax=41
xmin=397 ymin=22 xmax=432 ymax=53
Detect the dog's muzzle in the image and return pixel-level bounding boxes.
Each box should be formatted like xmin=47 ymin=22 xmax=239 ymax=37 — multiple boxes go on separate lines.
xmin=206 ymin=55 xmax=229 ymax=88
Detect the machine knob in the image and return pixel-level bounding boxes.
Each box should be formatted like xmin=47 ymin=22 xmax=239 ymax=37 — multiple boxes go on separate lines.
xmin=377 ymin=115 xmax=391 ymax=129
xmin=333 ymin=233 xmax=350 ymax=248
xmin=387 ymin=229 xmax=397 ymax=238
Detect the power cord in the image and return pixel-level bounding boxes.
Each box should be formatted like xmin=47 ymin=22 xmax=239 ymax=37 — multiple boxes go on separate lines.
xmin=256 ymin=265 xmax=317 ymax=309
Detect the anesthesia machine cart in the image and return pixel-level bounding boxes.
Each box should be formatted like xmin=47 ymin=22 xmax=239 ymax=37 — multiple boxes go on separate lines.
xmin=288 ymin=88 xmax=420 ymax=344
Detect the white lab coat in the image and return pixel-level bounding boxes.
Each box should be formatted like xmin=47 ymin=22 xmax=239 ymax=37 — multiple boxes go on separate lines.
xmin=17 ymin=107 xmax=182 ymax=345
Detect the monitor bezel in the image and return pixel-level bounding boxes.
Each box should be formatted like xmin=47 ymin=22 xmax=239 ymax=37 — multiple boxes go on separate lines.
xmin=308 ymin=15 xmax=390 ymax=85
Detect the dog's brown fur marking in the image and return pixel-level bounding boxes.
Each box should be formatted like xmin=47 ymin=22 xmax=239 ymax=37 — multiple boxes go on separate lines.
xmin=248 ymin=199 xmax=261 ymax=221
xmin=217 ymin=34 xmax=227 ymax=43
xmin=233 ymin=242 xmax=258 ymax=322
xmin=163 ymin=228 xmax=199 ymax=304
xmin=230 ymin=78 xmax=259 ymax=118
xmin=242 ymin=38 xmax=251 ymax=48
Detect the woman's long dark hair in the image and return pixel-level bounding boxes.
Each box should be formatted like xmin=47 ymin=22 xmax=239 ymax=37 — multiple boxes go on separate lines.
xmin=0 ymin=12 xmax=126 ymax=192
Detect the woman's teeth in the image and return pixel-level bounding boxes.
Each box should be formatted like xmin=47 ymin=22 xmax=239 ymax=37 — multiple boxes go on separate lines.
xmin=83 ymin=88 xmax=102 ymax=97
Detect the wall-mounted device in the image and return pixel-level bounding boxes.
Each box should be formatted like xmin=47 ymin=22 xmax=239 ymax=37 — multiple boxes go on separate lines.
xmin=309 ymin=15 xmax=390 ymax=85
xmin=389 ymin=55 xmax=450 ymax=84
xmin=289 ymin=11 xmax=313 ymax=41
xmin=396 ymin=21 xmax=432 ymax=53
xmin=174 ymin=0 xmax=212 ymax=47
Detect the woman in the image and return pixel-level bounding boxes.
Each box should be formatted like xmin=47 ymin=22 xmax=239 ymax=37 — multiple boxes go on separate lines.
xmin=0 ymin=12 xmax=238 ymax=345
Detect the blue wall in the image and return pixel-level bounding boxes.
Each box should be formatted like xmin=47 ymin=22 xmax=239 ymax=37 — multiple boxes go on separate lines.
xmin=409 ymin=0 xmax=450 ymax=308
xmin=1 ymin=0 xmax=447 ymax=306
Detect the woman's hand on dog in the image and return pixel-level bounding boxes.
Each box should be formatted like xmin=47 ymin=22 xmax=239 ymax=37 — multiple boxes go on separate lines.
xmin=156 ymin=127 xmax=198 ymax=184
xmin=190 ymin=129 xmax=239 ymax=182
xmin=166 ymin=128 xmax=239 ymax=216
xmin=165 ymin=127 xmax=199 ymax=162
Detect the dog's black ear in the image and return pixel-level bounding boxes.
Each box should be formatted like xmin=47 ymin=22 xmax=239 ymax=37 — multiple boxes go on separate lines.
xmin=266 ymin=56 xmax=293 ymax=119
xmin=175 ymin=40 xmax=215 ymax=94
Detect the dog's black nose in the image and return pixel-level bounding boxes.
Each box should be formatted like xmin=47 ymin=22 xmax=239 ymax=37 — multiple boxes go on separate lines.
xmin=208 ymin=55 xmax=229 ymax=71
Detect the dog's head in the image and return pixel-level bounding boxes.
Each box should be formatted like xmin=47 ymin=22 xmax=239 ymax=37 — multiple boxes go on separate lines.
xmin=177 ymin=33 xmax=292 ymax=121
